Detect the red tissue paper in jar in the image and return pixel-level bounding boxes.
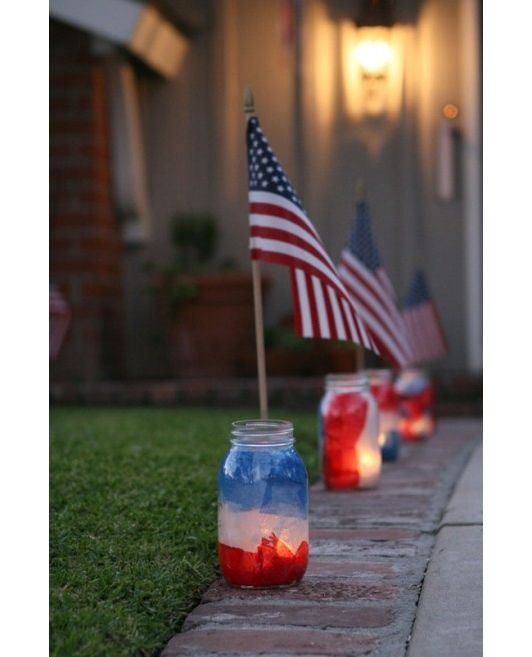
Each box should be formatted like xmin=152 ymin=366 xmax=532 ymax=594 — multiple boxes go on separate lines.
xmin=319 ymin=373 xmax=381 ymax=490
xmin=394 ymin=369 xmax=436 ymax=440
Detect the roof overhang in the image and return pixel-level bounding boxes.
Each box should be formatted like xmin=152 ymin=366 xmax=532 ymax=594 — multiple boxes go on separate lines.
xmin=50 ymin=0 xmax=189 ymax=78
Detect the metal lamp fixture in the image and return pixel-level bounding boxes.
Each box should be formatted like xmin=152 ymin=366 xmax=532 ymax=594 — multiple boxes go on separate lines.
xmin=346 ymin=0 xmax=398 ymax=117
xmin=355 ymin=0 xmax=395 ymax=28
xmin=353 ymin=0 xmax=395 ymax=77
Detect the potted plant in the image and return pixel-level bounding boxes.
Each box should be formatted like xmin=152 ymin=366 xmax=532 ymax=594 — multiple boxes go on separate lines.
xmin=264 ymin=316 xmax=361 ymax=376
xmin=155 ymin=213 xmax=269 ymax=377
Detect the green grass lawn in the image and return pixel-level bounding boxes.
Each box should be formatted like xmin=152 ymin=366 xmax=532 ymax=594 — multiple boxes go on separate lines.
xmin=50 ymin=406 xmax=319 ymax=657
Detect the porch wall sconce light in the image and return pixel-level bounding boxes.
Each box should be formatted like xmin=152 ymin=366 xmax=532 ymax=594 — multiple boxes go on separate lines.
xmin=351 ymin=0 xmax=397 ymax=117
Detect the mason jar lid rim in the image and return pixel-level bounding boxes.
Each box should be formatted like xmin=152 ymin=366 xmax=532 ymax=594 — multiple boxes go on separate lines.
xmin=231 ymin=420 xmax=294 ymax=437
xmin=325 ymin=373 xmax=368 ymax=390
xmin=230 ymin=420 xmax=294 ymax=447
xmin=325 ymin=372 xmax=368 ymax=381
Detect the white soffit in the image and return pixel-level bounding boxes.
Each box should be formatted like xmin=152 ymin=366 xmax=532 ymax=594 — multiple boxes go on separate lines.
xmin=50 ymin=0 xmax=188 ymax=78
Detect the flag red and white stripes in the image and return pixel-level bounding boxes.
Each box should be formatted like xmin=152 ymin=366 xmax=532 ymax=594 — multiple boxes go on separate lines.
xmin=376 ymin=268 xmax=398 ymax=304
xmin=402 ymin=269 xmax=448 ymax=364
xmin=338 ymin=250 xmax=413 ymax=368
xmin=249 ymin=190 xmax=377 ymax=351
xmin=402 ymin=305 xmax=447 ymax=363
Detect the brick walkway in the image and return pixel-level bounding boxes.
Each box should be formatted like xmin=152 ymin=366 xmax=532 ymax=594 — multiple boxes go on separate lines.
xmin=162 ymin=419 xmax=481 ymax=657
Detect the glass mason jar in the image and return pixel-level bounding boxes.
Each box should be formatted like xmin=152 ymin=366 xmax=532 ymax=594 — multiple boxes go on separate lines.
xmin=319 ymin=373 xmax=381 ymax=489
xmin=217 ymin=420 xmax=309 ymax=588
xmin=366 ymin=369 xmax=401 ymax=461
xmin=394 ymin=369 xmax=435 ymax=440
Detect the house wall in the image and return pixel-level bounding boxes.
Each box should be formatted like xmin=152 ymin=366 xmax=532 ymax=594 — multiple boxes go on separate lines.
xmin=50 ymin=20 xmax=125 ymax=381
xmin=415 ymin=0 xmax=468 ymax=370
xmin=120 ymin=15 xmax=215 ymax=378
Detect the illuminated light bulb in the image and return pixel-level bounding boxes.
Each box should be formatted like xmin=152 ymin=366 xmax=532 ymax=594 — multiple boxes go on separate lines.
xmin=354 ymin=38 xmax=392 ymax=74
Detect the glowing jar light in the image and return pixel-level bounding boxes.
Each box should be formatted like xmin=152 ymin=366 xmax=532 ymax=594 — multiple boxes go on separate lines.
xmin=394 ymin=369 xmax=436 ymax=441
xmin=218 ymin=420 xmax=309 ymax=588
xmin=367 ymin=368 xmax=401 ymax=461
xmin=319 ymin=373 xmax=381 ymax=489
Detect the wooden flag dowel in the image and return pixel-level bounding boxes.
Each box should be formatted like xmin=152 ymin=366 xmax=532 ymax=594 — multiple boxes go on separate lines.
xmin=252 ymin=260 xmax=268 ymax=419
xmin=244 ymin=86 xmax=268 ymax=418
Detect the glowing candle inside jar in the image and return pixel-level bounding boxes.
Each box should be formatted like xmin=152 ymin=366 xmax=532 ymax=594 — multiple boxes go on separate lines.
xmin=401 ymin=414 xmax=434 ymax=437
xmin=367 ymin=369 xmax=401 ymax=461
xmin=356 ymin=447 xmax=382 ymax=488
xmin=218 ymin=506 xmax=309 ymax=587
xmin=395 ymin=369 xmax=435 ymax=440
xmin=321 ymin=373 xmax=381 ymax=489
xmin=379 ymin=410 xmax=399 ymax=443
xmin=218 ymin=420 xmax=309 ymax=588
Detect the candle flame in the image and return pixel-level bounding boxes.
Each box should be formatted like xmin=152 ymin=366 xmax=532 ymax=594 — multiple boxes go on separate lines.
xmin=358 ymin=449 xmax=381 ymax=470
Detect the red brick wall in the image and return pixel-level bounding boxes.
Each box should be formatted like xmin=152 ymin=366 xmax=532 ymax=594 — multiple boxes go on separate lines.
xmin=50 ymin=20 xmax=124 ymax=381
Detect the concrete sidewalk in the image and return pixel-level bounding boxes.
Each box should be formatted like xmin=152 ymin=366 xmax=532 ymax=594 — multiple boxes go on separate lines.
xmin=406 ymin=443 xmax=482 ymax=657
xmin=162 ymin=418 xmax=482 ymax=657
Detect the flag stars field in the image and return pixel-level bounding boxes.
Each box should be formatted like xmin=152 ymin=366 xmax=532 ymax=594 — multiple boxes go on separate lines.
xmin=248 ymin=117 xmax=301 ymax=207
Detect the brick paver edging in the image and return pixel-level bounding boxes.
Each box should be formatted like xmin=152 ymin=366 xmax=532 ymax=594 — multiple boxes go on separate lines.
xmin=162 ymin=418 xmax=481 ymax=657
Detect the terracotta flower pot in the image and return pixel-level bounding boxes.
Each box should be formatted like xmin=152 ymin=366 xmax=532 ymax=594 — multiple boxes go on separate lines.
xmin=169 ymin=271 xmax=270 ymax=377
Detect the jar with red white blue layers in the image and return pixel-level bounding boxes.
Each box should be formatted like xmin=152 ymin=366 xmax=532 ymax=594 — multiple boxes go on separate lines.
xmin=217 ymin=420 xmax=309 ymax=588
xmin=319 ymin=373 xmax=381 ymax=489
xmin=367 ymin=369 xmax=401 ymax=461
xmin=394 ymin=369 xmax=436 ymax=440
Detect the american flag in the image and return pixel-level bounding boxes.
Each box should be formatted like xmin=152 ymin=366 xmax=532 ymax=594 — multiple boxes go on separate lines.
xmin=50 ymin=283 xmax=71 ymax=359
xmin=247 ymin=115 xmax=379 ymax=353
xmin=337 ymin=199 xmax=413 ymax=368
xmin=402 ymin=269 xmax=448 ymax=364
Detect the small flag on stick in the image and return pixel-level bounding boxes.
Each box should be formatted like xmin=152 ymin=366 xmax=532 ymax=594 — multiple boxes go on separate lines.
xmin=402 ymin=269 xmax=448 ymax=364
xmin=337 ymin=186 xmax=413 ymax=369
xmin=246 ymin=112 xmax=379 ymax=356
